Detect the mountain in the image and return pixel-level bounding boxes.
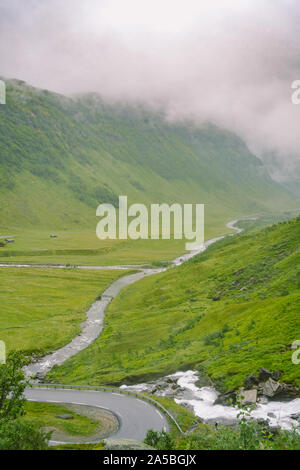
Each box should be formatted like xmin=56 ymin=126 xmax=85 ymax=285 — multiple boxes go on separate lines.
xmin=0 ymin=78 xmax=297 ymax=234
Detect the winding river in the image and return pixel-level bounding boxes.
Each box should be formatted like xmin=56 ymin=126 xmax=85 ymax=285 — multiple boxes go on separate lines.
xmin=7 ymin=217 xmax=300 ymax=433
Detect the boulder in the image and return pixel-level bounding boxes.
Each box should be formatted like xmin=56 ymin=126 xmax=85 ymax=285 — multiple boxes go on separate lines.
xmin=34 ymin=372 xmax=46 ymax=382
xmin=290 ymin=413 xmax=300 ymax=421
xmin=56 ymin=414 xmax=74 ymax=420
xmin=214 ymin=391 xmax=236 ymax=405
xmin=239 ymin=389 xmax=257 ymax=405
xmin=259 ymin=378 xmax=282 ymax=397
xmin=258 ymin=368 xmax=273 ymax=382
xmin=244 ymin=373 xmax=259 ymax=389
xmin=276 ymin=383 xmax=300 ymax=399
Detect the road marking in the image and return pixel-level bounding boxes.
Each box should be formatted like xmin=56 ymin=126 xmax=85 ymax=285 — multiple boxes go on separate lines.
xmin=156 ymin=409 xmax=164 ymax=420
xmin=137 ymin=399 xmax=148 ymax=405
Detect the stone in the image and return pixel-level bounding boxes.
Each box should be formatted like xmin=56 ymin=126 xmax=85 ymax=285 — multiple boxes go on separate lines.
xmin=258 ymin=368 xmax=273 ymax=382
xmin=259 ymin=378 xmax=282 ymax=397
xmin=244 ymin=373 xmax=259 ymax=389
xmin=34 ymin=372 xmax=45 ymax=382
xmin=239 ymin=389 xmax=257 ymax=405
xmin=195 ymin=376 xmax=213 ymax=388
xmin=214 ymin=391 xmax=236 ymax=405
xmin=56 ymin=414 xmax=74 ymax=420
xmin=267 ymin=412 xmax=276 ymax=419
xmin=258 ymin=395 xmax=269 ymax=404
xmin=277 ymin=383 xmax=300 ymax=399
xmin=290 ymin=413 xmax=300 ymax=421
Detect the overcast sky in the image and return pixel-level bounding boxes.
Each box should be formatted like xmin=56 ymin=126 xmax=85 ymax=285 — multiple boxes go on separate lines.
xmin=1 ymin=0 xmax=300 ymax=178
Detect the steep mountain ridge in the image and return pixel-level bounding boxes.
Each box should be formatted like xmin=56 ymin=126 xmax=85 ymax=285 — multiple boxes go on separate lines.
xmin=0 ymin=78 xmax=296 ymax=233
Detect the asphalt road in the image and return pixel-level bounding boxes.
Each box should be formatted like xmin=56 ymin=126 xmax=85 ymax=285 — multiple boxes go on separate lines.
xmin=25 ymin=387 xmax=169 ymax=442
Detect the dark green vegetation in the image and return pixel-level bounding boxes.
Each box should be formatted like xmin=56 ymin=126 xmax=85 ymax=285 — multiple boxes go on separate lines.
xmin=0 ymin=267 xmax=131 ymax=356
xmin=48 ymin=218 xmax=300 ymax=391
xmin=0 ymin=352 xmax=49 ymax=450
xmin=0 ymin=78 xmax=297 ymax=265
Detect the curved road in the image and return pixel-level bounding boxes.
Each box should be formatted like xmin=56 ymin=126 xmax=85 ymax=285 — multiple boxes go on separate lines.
xmin=25 ymin=387 xmax=169 ymax=442
xmin=5 ymin=218 xmax=251 ymax=442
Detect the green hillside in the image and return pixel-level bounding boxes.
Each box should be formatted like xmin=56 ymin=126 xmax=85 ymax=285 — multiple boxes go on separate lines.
xmin=0 ymin=79 xmax=297 ymax=265
xmin=48 ymin=217 xmax=300 ymax=391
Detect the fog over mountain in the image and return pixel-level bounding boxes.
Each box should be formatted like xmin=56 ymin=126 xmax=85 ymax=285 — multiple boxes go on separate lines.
xmin=1 ymin=0 xmax=300 ymax=178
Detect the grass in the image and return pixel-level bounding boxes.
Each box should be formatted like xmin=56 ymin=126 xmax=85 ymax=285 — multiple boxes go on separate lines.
xmin=22 ymin=402 xmax=101 ymax=437
xmin=47 ymin=217 xmax=300 ymax=392
xmin=1 ymin=211 xmax=298 ymax=267
xmin=0 ymin=267 xmax=131 ymax=356
xmin=0 ymin=211 xmax=236 ymax=267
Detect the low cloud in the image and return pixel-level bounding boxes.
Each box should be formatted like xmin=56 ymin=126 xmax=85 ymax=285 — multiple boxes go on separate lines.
xmin=1 ymin=0 xmax=300 ymax=178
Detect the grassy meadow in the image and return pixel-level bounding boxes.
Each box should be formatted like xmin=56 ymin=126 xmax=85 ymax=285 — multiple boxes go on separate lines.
xmin=0 ymin=210 xmax=237 ymax=267
xmin=0 ymin=267 xmax=131 ymax=356
xmin=47 ymin=217 xmax=300 ymax=392
xmin=1 ymin=211 xmax=298 ymax=267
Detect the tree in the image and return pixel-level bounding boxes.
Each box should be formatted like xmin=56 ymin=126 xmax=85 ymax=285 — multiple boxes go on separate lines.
xmin=0 ymin=351 xmax=50 ymax=450
xmin=0 ymin=351 xmax=28 ymax=422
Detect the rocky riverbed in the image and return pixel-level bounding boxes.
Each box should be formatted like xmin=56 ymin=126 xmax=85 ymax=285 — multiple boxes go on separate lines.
xmin=120 ymin=370 xmax=300 ymax=431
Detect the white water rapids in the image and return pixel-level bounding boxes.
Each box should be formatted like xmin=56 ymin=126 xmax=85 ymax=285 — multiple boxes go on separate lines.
xmin=121 ymin=370 xmax=300 ymax=431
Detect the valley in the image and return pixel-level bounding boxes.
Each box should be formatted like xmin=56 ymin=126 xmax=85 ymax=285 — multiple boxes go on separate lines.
xmin=0 ymin=79 xmax=299 ymax=451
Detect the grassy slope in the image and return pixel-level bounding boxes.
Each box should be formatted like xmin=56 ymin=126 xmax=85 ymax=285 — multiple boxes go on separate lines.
xmin=0 ymin=78 xmax=297 ymax=265
xmin=48 ymin=218 xmax=300 ymax=392
xmin=0 ymin=267 xmax=131 ymax=356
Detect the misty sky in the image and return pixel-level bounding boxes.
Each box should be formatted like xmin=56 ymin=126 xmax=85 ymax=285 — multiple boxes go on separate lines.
xmin=1 ymin=0 xmax=300 ymax=178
